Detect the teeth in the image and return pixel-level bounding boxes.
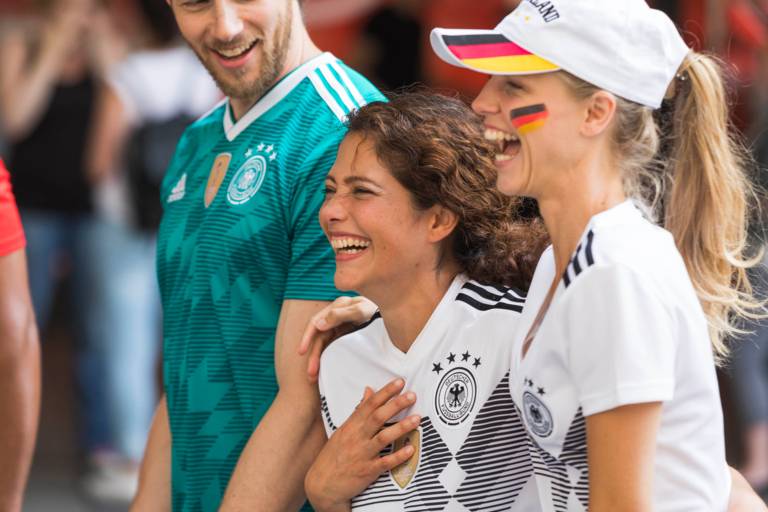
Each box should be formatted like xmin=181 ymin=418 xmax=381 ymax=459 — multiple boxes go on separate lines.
xmin=495 ymin=154 xmax=514 ymax=162
xmin=331 ymin=238 xmax=371 ymax=251
xmin=217 ymin=41 xmax=256 ymax=58
xmin=484 ymin=128 xmax=519 ymax=142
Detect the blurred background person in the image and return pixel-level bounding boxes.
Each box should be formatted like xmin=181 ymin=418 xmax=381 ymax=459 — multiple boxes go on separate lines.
xmin=0 ymin=0 xmax=125 ymax=498
xmin=84 ymin=0 xmax=220 ymax=502
xmin=350 ymin=0 xmax=425 ymax=92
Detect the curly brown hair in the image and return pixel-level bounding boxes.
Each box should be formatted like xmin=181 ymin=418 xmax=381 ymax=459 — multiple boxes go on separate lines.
xmin=346 ymin=92 xmax=548 ymax=291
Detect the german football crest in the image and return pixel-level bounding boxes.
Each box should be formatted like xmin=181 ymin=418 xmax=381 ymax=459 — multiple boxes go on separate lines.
xmin=432 ymin=349 xmax=481 ymax=428
xmin=227 ymin=155 xmax=267 ymax=205
xmin=435 ymin=368 xmax=477 ymax=427
xmin=226 ymin=143 xmax=278 ymax=206
xmin=522 ymin=380 xmax=553 ymax=438
xmin=205 ymin=153 xmax=231 ymax=207
xmin=390 ymin=429 xmax=420 ymax=489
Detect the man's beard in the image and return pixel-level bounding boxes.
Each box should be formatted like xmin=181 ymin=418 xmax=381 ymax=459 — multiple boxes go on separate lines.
xmin=195 ymin=4 xmax=293 ymax=105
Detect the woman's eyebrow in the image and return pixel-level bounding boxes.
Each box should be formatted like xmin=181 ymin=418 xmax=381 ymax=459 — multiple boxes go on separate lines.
xmin=344 ymin=176 xmax=380 ymax=187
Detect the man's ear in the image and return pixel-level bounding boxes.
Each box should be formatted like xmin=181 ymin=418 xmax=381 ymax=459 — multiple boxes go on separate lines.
xmin=427 ymin=206 xmax=458 ymax=244
xmin=581 ymin=90 xmax=617 ymax=138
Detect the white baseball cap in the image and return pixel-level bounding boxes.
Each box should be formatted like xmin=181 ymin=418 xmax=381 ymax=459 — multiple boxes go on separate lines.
xmin=430 ymin=0 xmax=690 ymax=109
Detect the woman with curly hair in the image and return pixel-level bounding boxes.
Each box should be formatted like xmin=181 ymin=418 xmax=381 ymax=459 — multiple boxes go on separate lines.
xmin=304 ymin=91 xmax=548 ymax=511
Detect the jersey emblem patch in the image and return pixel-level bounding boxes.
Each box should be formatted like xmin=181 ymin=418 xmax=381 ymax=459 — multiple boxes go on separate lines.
xmin=205 ymin=153 xmax=231 ymax=207
xmin=167 ymin=173 xmax=187 ymax=203
xmin=522 ymin=384 xmax=553 ymax=438
xmin=390 ymin=428 xmax=420 ymax=489
xmin=434 ymin=366 xmax=477 ymax=427
xmin=227 ymin=145 xmax=273 ymax=206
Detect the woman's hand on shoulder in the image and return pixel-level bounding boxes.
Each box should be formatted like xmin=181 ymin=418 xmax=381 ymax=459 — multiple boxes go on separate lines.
xmin=298 ymin=296 xmax=378 ymax=382
xmin=305 ymin=379 xmax=420 ymax=512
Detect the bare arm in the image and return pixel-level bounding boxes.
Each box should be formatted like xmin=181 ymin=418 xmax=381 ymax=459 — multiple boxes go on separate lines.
xmin=0 ymin=11 xmax=84 ymax=141
xmin=0 ymin=249 xmax=40 ymax=512
xmin=219 ymin=299 xmax=334 ymax=511
xmin=131 ymin=395 xmax=172 ymax=512
xmin=728 ymin=467 xmax=768 ymax=512
xmin=586 ymin=402 xmax=662 ymax=511
xmin=86 ymin=85 xmax=131 ymax=184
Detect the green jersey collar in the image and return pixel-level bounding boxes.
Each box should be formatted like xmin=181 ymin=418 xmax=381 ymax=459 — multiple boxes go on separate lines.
xmin=223 ymin=52 xmax=338 ymax=141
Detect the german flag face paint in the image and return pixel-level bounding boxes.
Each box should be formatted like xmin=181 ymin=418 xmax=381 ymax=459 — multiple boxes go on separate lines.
xmin=510 ymin=104 xmax=548 ymax=135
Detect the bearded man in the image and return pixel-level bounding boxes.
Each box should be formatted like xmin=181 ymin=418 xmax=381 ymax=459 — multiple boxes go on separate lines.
xmin=131 ymin=1 xmax=383 ymax=510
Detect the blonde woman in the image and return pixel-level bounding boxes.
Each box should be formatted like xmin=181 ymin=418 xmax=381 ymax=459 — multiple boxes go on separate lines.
xmin=432 ymin=0 xmax=758 ymax=508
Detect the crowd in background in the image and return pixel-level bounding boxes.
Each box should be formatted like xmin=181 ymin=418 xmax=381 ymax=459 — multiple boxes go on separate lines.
xmin=0 ymin=0 xmax=767 ymax=508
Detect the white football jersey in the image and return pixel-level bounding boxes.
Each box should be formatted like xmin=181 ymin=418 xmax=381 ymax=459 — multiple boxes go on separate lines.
xmin=509 ymin=200 xmax=730 ymax=511
xmin=319 ymin=275 xmax=538 ymax=511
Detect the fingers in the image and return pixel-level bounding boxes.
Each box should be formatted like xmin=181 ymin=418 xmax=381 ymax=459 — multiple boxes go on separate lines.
xmin=299 ymin=297 xmax=379 ymax=384
xmin=375 ymin=442 xmax=417 ymax=474
xmin=317 ymin=296 xmax=376 ymax=332
xmin=365 ymin=391 xmax=417 ymax=437
xmin=297 ymin=296 xmax=361 ymax=355
xmin=356 ymin=379 xmax=406 ymax=417
xmin=305 ymin=330 xmax=329 ymax=382
xmin=298 ymin=305 xmax=331 ymax=355
xmin=373 ymin=415 xmax=421 ymax=451
xmin=362 ymin=387 xmax=374 ymax=402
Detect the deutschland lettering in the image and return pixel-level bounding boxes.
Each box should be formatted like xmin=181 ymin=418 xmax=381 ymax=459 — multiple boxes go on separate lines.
xmin=526 ymin=0 xmax=561 ymax=22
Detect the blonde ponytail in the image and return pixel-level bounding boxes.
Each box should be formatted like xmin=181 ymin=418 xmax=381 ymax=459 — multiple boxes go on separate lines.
xmin=561 ymin=52 xmax=764 ymax=360
xmin=663 ymin=53 xmax=762 ymax=356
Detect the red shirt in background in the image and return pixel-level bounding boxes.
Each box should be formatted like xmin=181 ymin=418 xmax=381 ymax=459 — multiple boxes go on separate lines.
xmin=0 ymin=160 xmax=26 ymax=257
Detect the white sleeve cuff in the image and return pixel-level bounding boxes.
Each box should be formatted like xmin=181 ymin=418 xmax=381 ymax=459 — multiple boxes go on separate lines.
xmin=580 ymin=380 xmax=674 ymax=417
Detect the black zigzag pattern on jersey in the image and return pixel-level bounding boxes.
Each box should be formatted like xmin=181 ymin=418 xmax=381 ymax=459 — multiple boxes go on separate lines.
xmin=455 ymin=281 xmax=526 ymax=313
xmin=563 ymin=230 xmax=595 ymax=288
xmin=529 ymin=408 xmax=588 ymax=511
xmin=560 ymin=411 xmax=588 ymax=506
xmin=453 ymin=372 xmax=533 ymax=511
xmin=350 ymin=416 xmax=452 ymax=511
xmin=320 ymin=395 xmax=336 ymax=432
xmin=529 ymin=436 xmax=569 ymax=510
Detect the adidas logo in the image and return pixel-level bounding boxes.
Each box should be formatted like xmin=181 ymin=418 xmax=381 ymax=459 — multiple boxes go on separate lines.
xmin=167 ymin=174 xmax=187 ymax=203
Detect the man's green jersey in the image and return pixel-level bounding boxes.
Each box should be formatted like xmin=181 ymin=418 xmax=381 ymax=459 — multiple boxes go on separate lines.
xmin=157 ymin=52 xmax=384 ymax=512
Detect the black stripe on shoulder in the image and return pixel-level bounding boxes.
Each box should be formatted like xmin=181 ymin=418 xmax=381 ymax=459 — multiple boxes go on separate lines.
xmin=585 ymin=229 xmax=595 ymax=265
xmin=462 ymin=280 xmax=527 ymax=302
xmin=345 ymin=310 xmax=382 ymax=335
xmin=563 ymin=230 xmax=596 ymax=288
xmin=462 ymin=281 xmax=504 ymax=301
xmin=455 ymin=293 xmax=523 ymax=313
xmin=489 ymin=282 xmax=528 ymax=298
xmin=572 ymin=243 xmax=583 ymax=276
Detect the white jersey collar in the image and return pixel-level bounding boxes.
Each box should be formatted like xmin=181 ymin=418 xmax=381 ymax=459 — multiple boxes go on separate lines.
xmin=588 ymin=199 xmax=643 ymax=231
xmin=222 ymin=52 xmax=338 ymax=141
xmin=380 ymin=274 xmax=469 ymax=363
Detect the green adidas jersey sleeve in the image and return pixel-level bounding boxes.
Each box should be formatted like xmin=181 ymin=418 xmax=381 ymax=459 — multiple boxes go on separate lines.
xmin=284 ymin=134 xmax=345 ymax=301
